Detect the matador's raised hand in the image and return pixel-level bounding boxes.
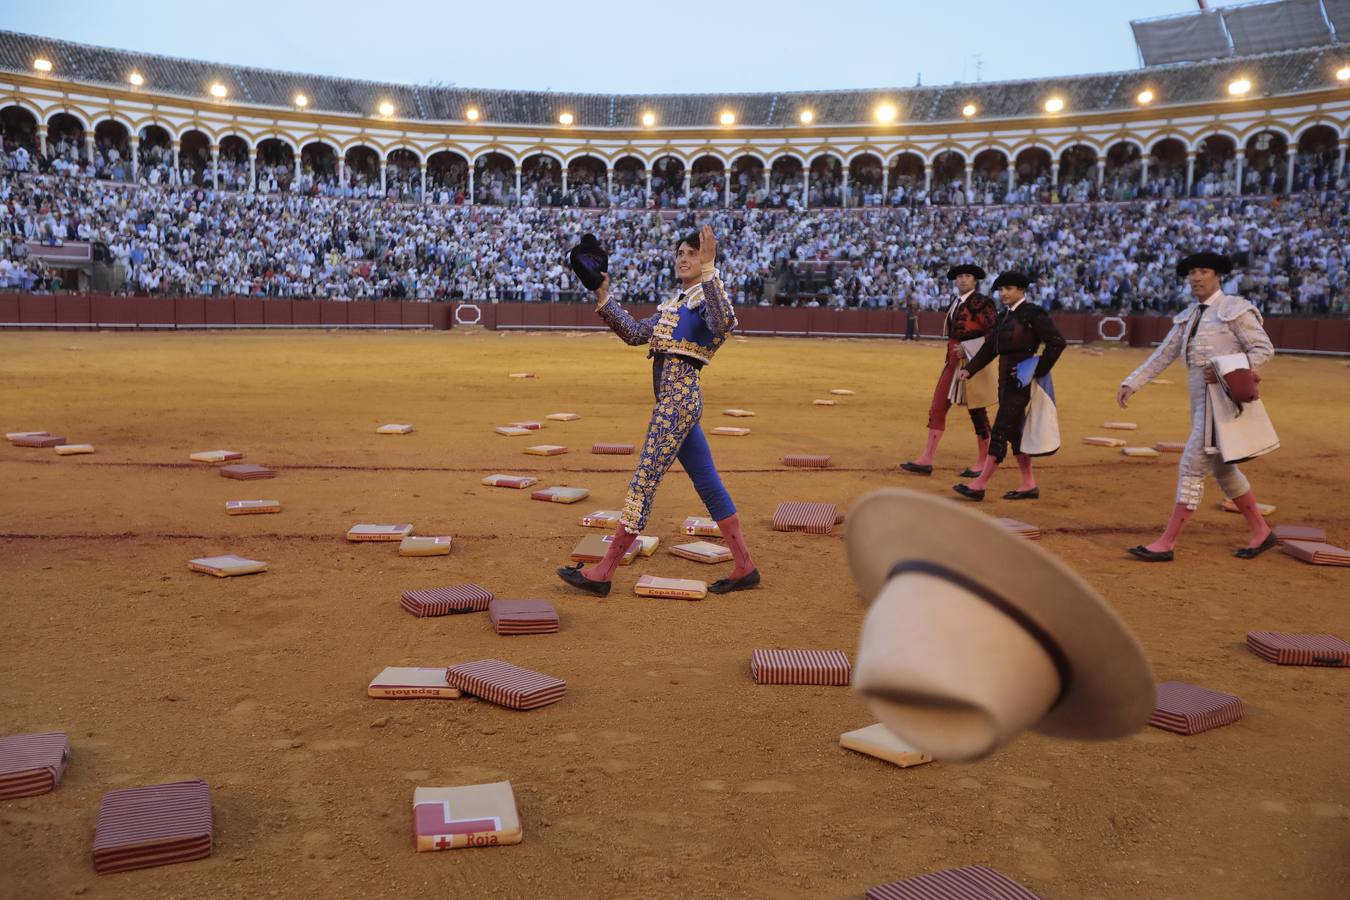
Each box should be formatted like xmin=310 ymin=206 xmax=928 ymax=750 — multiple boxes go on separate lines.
xmin=699 ymin=225 xmax=716 ymax=266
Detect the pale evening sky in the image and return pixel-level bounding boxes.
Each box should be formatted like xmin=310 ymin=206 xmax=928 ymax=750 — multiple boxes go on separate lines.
xmin=3 ymin=1 xmax=1254 ymax=94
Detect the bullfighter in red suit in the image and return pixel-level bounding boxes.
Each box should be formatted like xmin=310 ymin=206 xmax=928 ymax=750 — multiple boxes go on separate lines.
xmin=900 ymin=264 xmax=998 ymax=478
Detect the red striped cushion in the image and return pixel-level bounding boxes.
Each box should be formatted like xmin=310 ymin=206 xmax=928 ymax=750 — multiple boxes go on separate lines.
xmin=751 ymin=649 xmax=851 ymax=686
xmin=771 ymin=502 xmax=844 ymax=535
xmin=591 ymin=443 xmax=635 ymax=455
xmin=1246 ymin=632 xmax=1349 ymax=667
xmin=219 ymin=464 xmax=275 ymax=480
xmin=0 ymin=731 xmax=69 ymax=800
xmin=1279 ymin=540 xmax=1350 ymax=566
xmin=92 ymin=779 xmax=213 ymax=874
xmin=995 ymin=518 xmax=1041 ymax=540
xmin=11 ymin=434 xmax=65 ymax=448
xmin=445 ymin=660 xmax=566 ymax=710
xmin=401 ymin=584 xmax=495 ymax=617
xmin=489 ymin=600 xmax=559 ymax=635
xmin=1148 ymin=682 xmax=1244 ymax=735
xmin=783 ymin=454 xmax=831 ymax=468
xmin=866 ymin=865 xmax=1041 ymax=899
xmin=1271 ymin=525 xmax=1326 ymax=545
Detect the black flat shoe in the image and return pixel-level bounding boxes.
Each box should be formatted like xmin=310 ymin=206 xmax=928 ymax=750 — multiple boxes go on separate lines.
xmin=900 ymin=462 xmax=933 ymax=475
xmin=1234 ymin=531 xmax=1278 ymax=560
xmin=952 ymin=484 xmax=985 ymax=502
xmin=556 ymin=563 xmax=610 ymax=597
xmin=708 ymin=569 xmax=761 ymax=594
xmin=958 ymin=467 xmax=982 ymax=478
xmin=1127 ymin=545 xmax=1174 ymax=562
xmin=1003 ymin=488 xmax=1040 ymax=500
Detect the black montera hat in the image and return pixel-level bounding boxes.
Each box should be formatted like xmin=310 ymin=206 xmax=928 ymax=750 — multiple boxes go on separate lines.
xmin=946 ymin=264 xmax=987 ymax=281
xmin=1176 ymin=252 xmax=1233 ymax=277
xmin=568 ymin=234 xmax=608 ymax=291
xmin=991 ymin=271 xmax=1031 ymax=290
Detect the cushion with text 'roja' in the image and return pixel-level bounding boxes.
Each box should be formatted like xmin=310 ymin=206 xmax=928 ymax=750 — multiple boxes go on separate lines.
xmin=92 ymin=779 xmax=213 ymax=875
xmin=579 ymin=510 xmax=621 ymax=529
xmin=444 ymin=660 xmax=566 ymax=710
xmin=865 ymin=865 xmax=1042 ymax=900
xmin=682 ymin=516 xmax=721 ymax=537
xmin=400 ymin=584 xmax=495 ymax=617
xmin=751 ymin=649 xmax=851 ymax=686
xmin=413 ymin=782 xmax=521 ymax=851
xmin=0 ymin=731 xmax=70 ymax=800
xmin=772 ymin=502 xmax=844 ymax=535
xmin=1148 ymin=681 xmax=1244 ymax=735
xmin=1245 ymin=632 xmax=1350 ymax=667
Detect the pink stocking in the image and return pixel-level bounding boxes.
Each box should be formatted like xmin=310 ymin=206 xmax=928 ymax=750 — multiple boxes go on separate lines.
xmin=716 ymin=514 xmax=756 ymax=580
xmin=583 ymin=526 xmax=637 ymax=582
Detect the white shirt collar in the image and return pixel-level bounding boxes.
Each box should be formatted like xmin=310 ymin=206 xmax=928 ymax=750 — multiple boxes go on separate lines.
xmin=1007 ymin=297 xmax=1027 ymax=312
xmin=1199 ymin=288 xmax=1222 ymax=307
xmin=957 ymin=289 xmax=974 ymax=302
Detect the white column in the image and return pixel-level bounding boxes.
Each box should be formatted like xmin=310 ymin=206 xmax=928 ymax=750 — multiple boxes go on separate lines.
xmin=210 ymin=146 xmax=219 ymax=189
xmin=338 ymin=158 xmax=346 ymax=187
xmin=1339 ymin=140 xmax=1348 ymax=180
xmin=682 ymin=170 xmax=690 ymax=200
xmin=882 ymin=166 xmax=889 ymax=206
xmin=803 ymin=167 xmax=810 ymax=209
xmin=561 ymin=169 xmax=568 ymax=196
xmin=248 ymin=150 xmax=256 ymax=191
xmin=723 ymin=170 xmax=730 ymax=208
xmin=841 ymin=168 xmax=849 ymax=208
xmin=172 ymin=142 xmax=181 ymax=186
xmin=129 ymin=138 xmax=140 ymax=179
xmin=1140 ymin=155 xmax=1149 ymax=189
xmin=420 ymin=164 xmax=427 ymax=203
xmin=763 ymin=169 xmax=770 ymax=195
xmin=294 ymin=155 xmax=301 ymax=183
xmin=1051 ymin=161 xmax=1060 ymax=197
xmin=1285 ymin=153 xmax=1295 ymax=193
xmin=467 ymin=165 xmax=475 ymax=206
xmin=84 ymin=134 xmax=94 ymax=165
xmin=1095 ymin=160 xmax=1105 ymax=190
xmin=1185 ymin=152 xmax=1195 ymax=195
xmin=645 ymin=168 xmax=652 ymax=203
xmin=1006 ymin=164 xmax=1015 ymax=194
xmin=924 ymin=164 xmax=932 ymax=193
xmin=37 ymin=126 xmax=47 ymax=157
xmin=606 ymin=167 xmax=612 ymax=203
xmin=514 ymin=167 xmax=521 ymax=201
xmin=379 ymin=161 xmax=387 ymax=194
xmin=1234 ymin=150 xmax=1245 ymax=196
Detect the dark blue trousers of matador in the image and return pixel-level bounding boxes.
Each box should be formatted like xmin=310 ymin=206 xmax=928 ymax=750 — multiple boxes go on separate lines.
xmin=620 ymin=353 xmax=735 ymax=533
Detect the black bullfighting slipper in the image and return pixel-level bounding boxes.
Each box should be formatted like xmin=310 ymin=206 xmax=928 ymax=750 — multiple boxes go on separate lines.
xmin=958 ymin=467 xmax=982 ymax=478
xmin=1127 ymin=545 xmax=1174 ymax=562
xmin=1003 ymin=488 xmax=1040 ymax=500
xmin=556 ymin=563 xmax=611 ymax=597
xmin=952 ymin=484 xmax=985 ymax=501
xmin=1234 ymin=531 xmax=1278 ymax=560
xmin=899 ymin=462 xmax=933 ymax=475
xmin=708 ymin=569 xmax=761 ymax=594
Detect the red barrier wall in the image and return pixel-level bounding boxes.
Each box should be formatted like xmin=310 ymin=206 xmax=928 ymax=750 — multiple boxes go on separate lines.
xmin=293 ymin=301 xmax=322 ymax=326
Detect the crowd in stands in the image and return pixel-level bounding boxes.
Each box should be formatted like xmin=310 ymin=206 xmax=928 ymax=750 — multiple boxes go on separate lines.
xmin=2 ymin=135 xmax=1348 ymax=315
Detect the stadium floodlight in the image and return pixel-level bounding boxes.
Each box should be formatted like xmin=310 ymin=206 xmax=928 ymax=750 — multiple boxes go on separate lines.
xmin=379 ymin=101 xmax=395 ymax=116
xmin=1337 ymin=66 xmax=1350 ymax=82
xmin=1044 ymin=97 xmax=1064 ymax=113
xmin=961 ymin=103 xmax=977 ymax=118
xmin=1228 ymin=78 xmax=1252 ymax=96
xmin=1136 ymin=89 xmax=1154 ymax=105
xmin=642 ymin=112 xmax=655 ymax=126
xmin=294 ymin=93 xmax=308 ymax=108
xmin=128 ymin=72 xmax=144 ymax=87
xmin=33 ymin=57 xmax=53 ymax=73
xmin=466 ymin=107 xmax=480 ymax=121
xmin=210 ymin=82 xmax=227 ymax=99
xmin=720 ymin=111 xmax=736 ymax=126
xmin=874 ymin=103 xmax=897 ymax=123
xmin=559 ymin=112 xmax=574 ymax=125
xmin=799 ymin=110 xmax=814 ymax=124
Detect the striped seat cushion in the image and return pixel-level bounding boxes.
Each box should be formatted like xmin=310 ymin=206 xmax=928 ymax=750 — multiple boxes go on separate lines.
xmin=866 ymin=865 xmax=1042 ymax=899
xmin=1272 ymin=524 xmax=1326 ymax=545
xmin=445 ymin=660 xmax=566 ymax=710
xmin=1280 ymin=540 xmax=1350 ymax=566
xmin=751 ymin=649 xmax=851 ymax=686
xmin=219 ymin=464 xmax=275 ymax=480
xmin=11 ymin=434 xmax=65 ymax=447
xmin=0 ymin=731 xmax=70 ymax=800
xmin=1148 ymin=682 xmax=1245 ymax=735
xmin=591 ymin=443 xmax=635 ymax=455
xmin=995 ymin=518 xmax=1040 ymax=540
xmin=1246 ymin=631 xmax=1349 ymax=667
xmin=489 ymin=600 xmax=560 ymax=635
xmin=783 ymin=454 xmax=831 ymax=468
xmin=772 ymin=502 xmax=844 ymax=535
xmin=401 ymin=584 xmax=495 ymax=617
xmin=92 ymin=779 xmax=213 ymax=875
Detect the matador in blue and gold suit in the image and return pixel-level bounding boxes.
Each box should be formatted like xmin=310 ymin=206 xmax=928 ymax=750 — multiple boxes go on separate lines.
xmin=598 ymin=258 xmax=739 ymax=534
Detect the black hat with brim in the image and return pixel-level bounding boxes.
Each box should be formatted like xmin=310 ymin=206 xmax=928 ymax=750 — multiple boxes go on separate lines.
xmin=991 ymin=272 xmax=1031 ymax=291
xmin=568 ymin=233 xmax=608 ymax=291
xmin=1176 ymin=252 xmax=1233 ymax=277
xmin=946 ymin=264 xmax=987 ymax=281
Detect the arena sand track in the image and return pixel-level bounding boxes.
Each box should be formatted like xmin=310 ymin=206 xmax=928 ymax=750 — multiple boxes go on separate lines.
xmin=0 ymin=329 xmax=1347 ymax=900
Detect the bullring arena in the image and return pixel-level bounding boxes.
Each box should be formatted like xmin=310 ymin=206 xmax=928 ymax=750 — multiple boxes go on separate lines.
xmin=2 ymin=6 xmax=1350 ymax=900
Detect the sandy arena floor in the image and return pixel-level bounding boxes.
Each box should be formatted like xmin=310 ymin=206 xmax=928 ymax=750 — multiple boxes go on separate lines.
xmin=0 ymin=328 xmax=1347 ymax=900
